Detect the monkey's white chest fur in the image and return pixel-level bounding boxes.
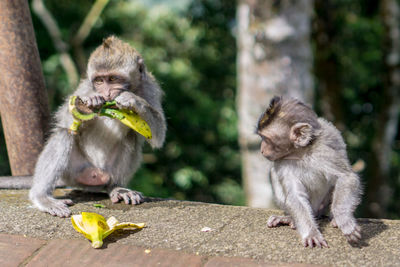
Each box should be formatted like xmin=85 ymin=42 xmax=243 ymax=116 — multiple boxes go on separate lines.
xmin=80 ymin=117 xmax=131 ymax=169
xmin=274 ymin=160 xmax=335 ymax=214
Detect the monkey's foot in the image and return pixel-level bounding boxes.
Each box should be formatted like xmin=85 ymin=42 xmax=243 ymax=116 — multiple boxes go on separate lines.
xmin=302 ymin=230 xmax=328 ymax=248
xmin=267 ymin=215 xmax=296 ymax=229
xmin=109 ymin=187 xmax=144 ymax=205
xmin=31 ymin=196 xmax=73 ymax=218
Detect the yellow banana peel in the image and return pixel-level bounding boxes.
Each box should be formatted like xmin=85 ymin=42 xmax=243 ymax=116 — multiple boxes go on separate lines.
xmin=71 ymin=212 xmax=145 ymax=249
xmin=101 ymin=108 xmax=152 ymax=139
xmin=68 ymin=96 xmax=152 ymax=139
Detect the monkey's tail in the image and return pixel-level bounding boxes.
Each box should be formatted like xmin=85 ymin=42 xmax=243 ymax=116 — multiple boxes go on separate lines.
xmin=0 ymin=176 xmax=65 ymax=189
xmin=0 ymin=176 xmax=33 ymax=189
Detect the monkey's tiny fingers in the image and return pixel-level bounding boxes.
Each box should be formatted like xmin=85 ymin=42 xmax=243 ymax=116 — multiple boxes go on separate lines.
xmin=345 ymin=225 xmax=362 ymax=243
xmin=109 ymin=187 xmax=144 ymax=205
xmin=267 ymin=215 xmax=295 ymax=228
xmin=61 ymin=199 xmax=74 ymax=206
xmin=302 ymin=233 xmax=328 ymax=248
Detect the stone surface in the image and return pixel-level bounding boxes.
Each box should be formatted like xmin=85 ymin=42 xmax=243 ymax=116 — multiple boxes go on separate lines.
xmin=27 ymin=239 xmax=204 ymax=267
xmin=0 ymin=189 xmax=399 ymax=266
xmin=0 ymin=234 xmax=46 ymax=267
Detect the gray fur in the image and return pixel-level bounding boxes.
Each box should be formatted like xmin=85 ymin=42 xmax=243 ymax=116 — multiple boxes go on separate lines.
xmin=267 ymin=118 xmax=362 ymax=247
xmin=29 ymin=39 xmax=166 ymax=217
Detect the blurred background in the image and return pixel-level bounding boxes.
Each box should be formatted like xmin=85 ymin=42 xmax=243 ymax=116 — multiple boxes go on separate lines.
xmin=0 ymin=0 xmax=399 ymax=219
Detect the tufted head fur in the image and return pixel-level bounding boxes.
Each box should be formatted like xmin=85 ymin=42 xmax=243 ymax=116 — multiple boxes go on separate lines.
xmin=257 ymin=96 xmax=321 ymax=132
xmin=87 ymin=36 xmax=145 ymax=81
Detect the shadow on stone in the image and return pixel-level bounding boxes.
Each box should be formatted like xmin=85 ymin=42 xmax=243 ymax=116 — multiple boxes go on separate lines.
xmin=318 ymin=217 xmax=387 ymax=248
xmin=352 ymin=218 xmax=388 ymax=248
xmin=100 ymin=228 xmax=144 ymax=249
xmin=54 ymin=189 xmax=206 ymax=211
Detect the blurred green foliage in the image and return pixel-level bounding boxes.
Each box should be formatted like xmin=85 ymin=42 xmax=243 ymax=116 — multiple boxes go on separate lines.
xmin=33 ymin=0 xmax=243 ymax=206
xmin=313 ymin=0 xmax=400 ymax=218
xmin=0 ymin=0 xmax=398 ymax=217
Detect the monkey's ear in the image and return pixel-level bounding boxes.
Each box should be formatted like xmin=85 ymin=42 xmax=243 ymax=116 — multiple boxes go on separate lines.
xmin=138 ymin=58 xmax=147 ymax=80
xmin=290 ymin=123 xmax=314 ymax=147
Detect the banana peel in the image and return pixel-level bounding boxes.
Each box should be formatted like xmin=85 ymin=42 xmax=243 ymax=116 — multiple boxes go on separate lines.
xmin=71 ymin=212 xmax=145 ymax=248
xmin=68 ymin=96 xmax=152 ymax=139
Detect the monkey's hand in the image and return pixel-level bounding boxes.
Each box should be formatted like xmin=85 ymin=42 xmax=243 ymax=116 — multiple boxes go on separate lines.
xmin=115 ymin=92 xmax=147 ymax=114
xmin=30 ymin=195 xmax=73 ymax=217
xmin=267 ymin=215 xmax=296 ymax=229
xmin=81 ymin=95 xmax=106 ymax=110
xmin=109 ymin=187 xmax=144 ymax=205
xmin=302 ymin=228 xmax=328 ymax=248
xmin=331 ymin=218 xmax=361 ymax=243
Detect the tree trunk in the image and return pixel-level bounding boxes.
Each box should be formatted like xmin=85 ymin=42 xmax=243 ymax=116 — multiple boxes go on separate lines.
xmin=313 ymin=0 xmax=345 ymax=130
xmin=0 ymin=0 xmax=50 ymax=176
xmin=366 ymin=0 xmax=400 ymax=218
xmin=237 ymin=0 xmax=314 ymax=208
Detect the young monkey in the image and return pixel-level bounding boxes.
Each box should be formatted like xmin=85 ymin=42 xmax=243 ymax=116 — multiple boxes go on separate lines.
xmin=27 ymin=36 xmax=166 ymax=217
xmin=257 ymin=96 xmax=362 ymax=248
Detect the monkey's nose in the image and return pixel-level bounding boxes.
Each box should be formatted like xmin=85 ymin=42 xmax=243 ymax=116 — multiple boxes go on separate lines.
xmin=103 ymin=93 xmax=112 ymax=101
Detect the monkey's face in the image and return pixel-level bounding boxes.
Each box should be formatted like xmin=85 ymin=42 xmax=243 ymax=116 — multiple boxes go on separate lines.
xmin=258 ymin=125 xmax=293 ymax=161
xmin=92 ymin=73 xmax=130 ymax=101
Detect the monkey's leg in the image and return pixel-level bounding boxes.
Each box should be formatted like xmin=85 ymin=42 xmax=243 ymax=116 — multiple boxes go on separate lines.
xmin=106 ymin=136 xmax=144 ymax=205
xmin=331 ymin=172 xmax=362 ymax=243
xmin=29 ymin=129 xmax=74 ymax=217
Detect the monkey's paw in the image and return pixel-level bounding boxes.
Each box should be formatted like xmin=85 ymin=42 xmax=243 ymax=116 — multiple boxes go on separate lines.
xmin=344 ymin=225 xmax=362 ymax=243
xmin=32 ymin=196 xmax=73 ymax=218
xmin=332 ymin=218 xmax=362 ymax=243
xmin=302 ymin=230 xmax=328 ymax=248
xmin=109 ymin=187 xmax=144 ymax=205
xmin=115 ymin=93 xmax=145 ymax=113
xmin=81 ymin=95 xmax=106 ymax=110
xmin=267 ymin=215 xmax=296 ymax=229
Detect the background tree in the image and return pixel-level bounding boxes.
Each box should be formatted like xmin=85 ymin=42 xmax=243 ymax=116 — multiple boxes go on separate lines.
xmin=0 ymin=0 xmax=399 ymax=218
xmin=313 ymin=0 xmax=400 ymax=218
xmin=237 ymin=0 xmax=314 ymax=207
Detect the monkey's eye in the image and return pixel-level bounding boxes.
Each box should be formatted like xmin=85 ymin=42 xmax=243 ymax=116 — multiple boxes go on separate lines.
xmin=93 ymin=77 xmax=103 ymax=84
xmin=262 ymin=136 xmax=271 ymax=143
xmin=109 ymin=76 xmax=117 ymax=82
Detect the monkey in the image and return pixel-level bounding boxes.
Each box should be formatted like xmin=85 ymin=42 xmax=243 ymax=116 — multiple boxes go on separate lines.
xmin=0 ymin=36 xmax=166 ymax=217
xmin=256 ymin=96 xmax=362 ymax=248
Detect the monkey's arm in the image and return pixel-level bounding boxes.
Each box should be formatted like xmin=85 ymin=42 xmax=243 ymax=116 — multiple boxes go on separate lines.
xmin=267 ymin=168 xmax=296 ymax=229
xmin=283 ymin=178 xmax=328 ymax=248
xmin=29 ymin=128 xmax=74 ymax=217
xmin=115 ymin=91 xmax=166 ymax=148
xmin=331 ymin=171 xmax=362 ymax=243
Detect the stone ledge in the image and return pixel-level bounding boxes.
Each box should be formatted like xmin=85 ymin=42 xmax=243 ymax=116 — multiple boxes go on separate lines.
xmin=0 ymin=189 xmax=399 ymax=266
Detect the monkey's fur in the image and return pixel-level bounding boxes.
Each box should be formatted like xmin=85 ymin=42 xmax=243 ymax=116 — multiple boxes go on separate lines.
xmin=27 ymin=36 xmax=166 ymax=217
xmin=257 ymin=96 xmax=362 ymax=248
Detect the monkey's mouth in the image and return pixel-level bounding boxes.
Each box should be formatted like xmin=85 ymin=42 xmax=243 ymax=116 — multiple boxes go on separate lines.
xmin=105 ymin=89 xmax=124 ymax=101
xmin=264 ymin=155 xmax=277 ymax=161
